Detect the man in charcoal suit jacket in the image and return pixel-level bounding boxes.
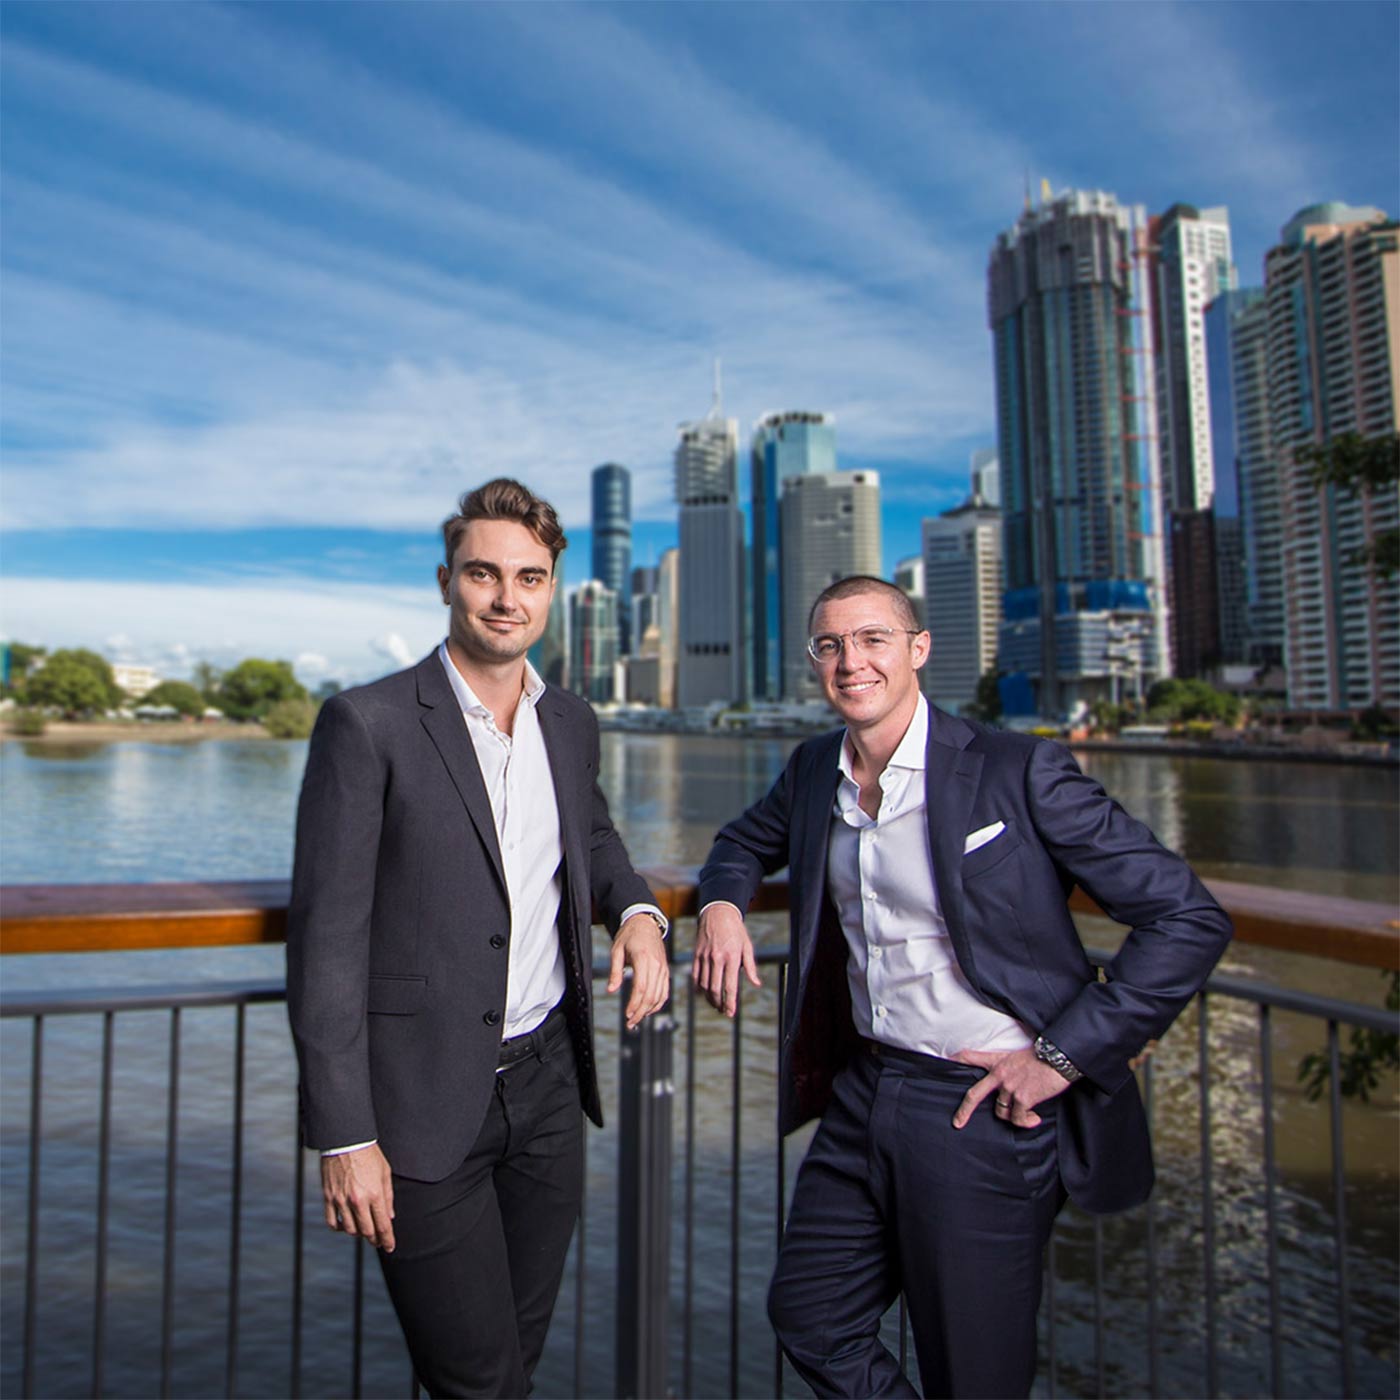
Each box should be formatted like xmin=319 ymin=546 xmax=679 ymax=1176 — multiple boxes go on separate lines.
xmin=287 ymin=479 xmax=668 ymax=1398
xmin=693 ymin=575 xmax=1231 ymax=1398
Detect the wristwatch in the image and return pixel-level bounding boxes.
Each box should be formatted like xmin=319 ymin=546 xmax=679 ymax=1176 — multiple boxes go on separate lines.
xmin=1034 ymin=1034 xmax=1083 ymax=1083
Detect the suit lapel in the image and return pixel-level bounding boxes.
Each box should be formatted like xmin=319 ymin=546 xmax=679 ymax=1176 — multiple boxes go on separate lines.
xmin=794 ymin=730 xmax=843 ymax=975
xmin=535 ymin=692 xmax=581 ymax=848
xmin=415 ymin=654 xmax=508 ymax=897
xmin=923 ymin=707 xmax=986 ymax=994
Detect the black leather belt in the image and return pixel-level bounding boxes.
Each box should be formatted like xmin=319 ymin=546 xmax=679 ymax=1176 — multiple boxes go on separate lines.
xmin=496 ymin=1002 xmax=570 ymax=1070
xmin=861 ymin=1037 xmax=980 ymax=1080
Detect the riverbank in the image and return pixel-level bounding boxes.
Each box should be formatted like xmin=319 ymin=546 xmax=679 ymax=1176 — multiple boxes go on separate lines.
xmin=1 ymin=719 xmax=271 ymax=744
xmin=1068 ymin=736 xmax=1398 ymax=767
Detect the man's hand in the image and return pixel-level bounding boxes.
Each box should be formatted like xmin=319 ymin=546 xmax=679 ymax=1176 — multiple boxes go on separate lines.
xmin=321 ymin=1142 xmax=396 ymax=1252
xmin=609 ymin=913 xmax=671 ymax=1029
xmin=692 ymin=902 xmax=761 ymax=1017
xmin=950 ymin=1046 xmax=1075 ymax=1130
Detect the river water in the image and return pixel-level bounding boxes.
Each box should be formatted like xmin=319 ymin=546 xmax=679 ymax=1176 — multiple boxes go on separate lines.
xmin=1 ymin=733 xmax=1396 ymax=1398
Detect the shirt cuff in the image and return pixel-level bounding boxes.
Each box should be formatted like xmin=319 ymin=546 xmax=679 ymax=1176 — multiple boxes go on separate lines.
xmin=321 ymin=1140 xmax=376 ymax=1157
xmin=698 ymin=899 xmax=744 ymax=919
xmin=618 ymin=903 xmax=669 ymax=939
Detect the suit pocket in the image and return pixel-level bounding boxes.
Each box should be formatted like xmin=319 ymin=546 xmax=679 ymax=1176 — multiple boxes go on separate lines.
xmin=961 ymin=825 xmax=1023 ymax=880
xmin=367 ymin=974 xmax=427 ymax=1015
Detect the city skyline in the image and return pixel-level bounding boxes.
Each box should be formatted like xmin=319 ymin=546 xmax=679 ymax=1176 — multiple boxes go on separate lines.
xmin=1 ymin=2 xmax=1397 ymax=682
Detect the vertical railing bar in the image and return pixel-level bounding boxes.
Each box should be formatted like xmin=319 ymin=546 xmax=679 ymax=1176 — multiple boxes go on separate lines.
xmin=160 ymin=1009 xmax=181 ymax=1399
xmin=226 ymin=1003 xmax=246 ymax=1399
xmin=774 ymin=962 xmax=787 ymax=1400
xmin=1199 ymin=993 xmax=1217 ymax=1399
xmin=729 ymin=995 xmax=742 ymax=1400
xmin=1328 ymin=1020 xmax=1353 ymax=1399
xmin=573 ymin=1134 xmax=587 ymax=1397
xmin=1144 ymin=1055 xmax=1159 ymax=1400
xmin=291 ymin=1132 xmax=306 ymax=1399
xmin=684 ymin=974 xmax=697 ymax=1400
xmin=1259 ymin=1006 xmax=1282 ymax=1399
xmin=23 ymin=1015 xmax=44 ymax=1400
xmin=1045 ymin=1229 xmax=1057 ymax=1400
xmin=352 ymin=1236 xmax=365 ymax=1400
xmin=92 ymin=1010 xmax=115 ymax=1400
xmin=1093 ymin=1215 xmax=1105 ymax=1398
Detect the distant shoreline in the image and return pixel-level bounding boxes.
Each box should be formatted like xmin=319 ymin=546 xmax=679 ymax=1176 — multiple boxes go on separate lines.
xmin=1 ymin=720 xmax=272 ymax=745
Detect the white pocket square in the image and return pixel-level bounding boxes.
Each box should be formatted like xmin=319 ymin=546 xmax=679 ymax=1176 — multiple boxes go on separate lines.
xmin=963 ymin=821 xmax=1006 ymax=855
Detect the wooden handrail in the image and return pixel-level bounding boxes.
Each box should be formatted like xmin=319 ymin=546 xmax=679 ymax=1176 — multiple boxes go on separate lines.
xmin=2 ymin=872 xmax=1396 ymax=970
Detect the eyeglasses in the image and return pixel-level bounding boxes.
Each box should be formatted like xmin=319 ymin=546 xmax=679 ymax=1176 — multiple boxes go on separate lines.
xmin=807 ymin=626 xmax=920 ymax=663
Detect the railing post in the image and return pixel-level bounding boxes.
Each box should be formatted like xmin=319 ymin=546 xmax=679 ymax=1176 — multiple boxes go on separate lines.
xmin=615 ymin=990 xmax=674 ymax=1399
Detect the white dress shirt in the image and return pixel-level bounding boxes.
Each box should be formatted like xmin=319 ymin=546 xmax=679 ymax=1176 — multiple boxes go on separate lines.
xmin=826 ymin=697 xmax=1032 ymax=1059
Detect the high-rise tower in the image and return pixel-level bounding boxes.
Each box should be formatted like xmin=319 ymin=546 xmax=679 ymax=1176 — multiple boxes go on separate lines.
xmin=988 ymin=188 xmax=1167 ymax=715
xmin=1265 ymin=203 xmax=1399 ymax=710
xmin=749 ymin=411 xmax=837 ymax=702
xmin=675 ymin=368 xmax=744 ymax=706
xmin=779 ymin=470 xmax=881 ymax=702
xmin=591 ymin=463 xmax=632 ymax=655
xmin=1149 ymin=204 xmax=1237 ymax=677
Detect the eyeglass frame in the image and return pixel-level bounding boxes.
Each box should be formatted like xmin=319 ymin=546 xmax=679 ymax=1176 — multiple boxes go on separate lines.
xmin=806 ymin=626 xmax=922 ymax=664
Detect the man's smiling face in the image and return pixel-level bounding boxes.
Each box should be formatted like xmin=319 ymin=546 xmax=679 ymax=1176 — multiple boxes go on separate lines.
xmin=438 ymin=517 xmax=556 ymax=670
xmin=808 ymin=587 xmax=929 ymax=734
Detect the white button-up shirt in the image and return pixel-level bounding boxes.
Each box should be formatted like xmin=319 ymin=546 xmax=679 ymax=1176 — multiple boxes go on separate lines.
xmin=439 ymin=642 xmax=567 ymax=1038
xmin=826 ymin=697 xmax=1032 ymax=1059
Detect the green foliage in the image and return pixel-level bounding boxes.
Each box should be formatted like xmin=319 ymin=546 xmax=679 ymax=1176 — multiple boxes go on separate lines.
xmin=142 ymin=680 xmax=207 ymax=717
xmin=24 ymin=653 xmax=112 ymax=716
xmin=965 ymin=669 xmax=1003 ymax=724
xmin=1352 ymin=703 xmax=1398 ymax=741
xmin=192 ymin=660 xmax=223 ymax=703
xmin=2 ymin=642 xmax=47 ymax=694
xmin=1145 ymin=678 xmax=1241 ymax=726
xmin=1298 ymin=970 xmax=1400 ymax=1103
xmin=60 ymin=649 xmax=124 ymax=707
xmin=1089 ymin=699 xmax=1127 ymax=734
xmin=216 ymin=659 xmax=308 ymax=721
xmin=7 ymin=708 xmax=47 ymax=736
xmin=261 ymin=697 xmax=319 ymax=739
xmin=1297 ymin=431 xmax=1400 ymax=581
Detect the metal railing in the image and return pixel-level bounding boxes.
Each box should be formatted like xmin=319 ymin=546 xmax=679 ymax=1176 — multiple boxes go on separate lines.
xmin=3 ymin=909 xmax=1398 ymax=1398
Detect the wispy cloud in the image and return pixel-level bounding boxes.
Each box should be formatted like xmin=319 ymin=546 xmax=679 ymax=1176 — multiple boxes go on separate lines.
xmin=1 ymin=575 xmax=447 ymax=684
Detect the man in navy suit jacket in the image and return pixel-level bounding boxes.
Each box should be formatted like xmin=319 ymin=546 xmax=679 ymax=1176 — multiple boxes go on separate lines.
xmin=694 ymin=575 xmax=1231 ymax=1398
xmin=288 ymin=480 xmax=669 ymax=1397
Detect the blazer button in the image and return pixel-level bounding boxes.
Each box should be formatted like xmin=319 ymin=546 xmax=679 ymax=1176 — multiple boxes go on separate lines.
xmin=483 ymin=1010 xmax=501 ymax=1026
xmin=490 ymin=934 xmax=506 ymax=949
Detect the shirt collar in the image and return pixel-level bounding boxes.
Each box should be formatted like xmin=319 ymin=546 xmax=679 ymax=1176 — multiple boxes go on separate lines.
xmin=838 ymin=695 xmax=929 ymax=782
xmin=437 ymin=639 xmax=545 ymax=720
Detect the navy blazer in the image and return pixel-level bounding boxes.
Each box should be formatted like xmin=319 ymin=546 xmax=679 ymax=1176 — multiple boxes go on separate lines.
xmin=698 ymin=703 xmax=1232 ymax=1214
xmin=287 ymin=651 xmax=655 ymax=1183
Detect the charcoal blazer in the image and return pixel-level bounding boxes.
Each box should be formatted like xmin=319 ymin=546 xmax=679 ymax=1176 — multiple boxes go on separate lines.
xmin=287 ymin=651 xmax=655 ymax=1183
xmin=698 ymin=703 xmax=1232 ymax=1213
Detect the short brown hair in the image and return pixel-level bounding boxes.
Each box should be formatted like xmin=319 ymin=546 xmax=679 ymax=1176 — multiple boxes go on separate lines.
xmin=807 ymin=575 xmax=919 ymax=632
xmin=442 ymin=478 xmax=568 ymax=570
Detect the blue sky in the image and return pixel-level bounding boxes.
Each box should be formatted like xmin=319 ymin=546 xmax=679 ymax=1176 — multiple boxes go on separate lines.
xmin=2 ymin=1 xmax=1397 ymax=684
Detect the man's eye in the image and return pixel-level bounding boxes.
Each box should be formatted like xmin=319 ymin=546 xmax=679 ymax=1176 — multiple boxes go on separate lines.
xmin=858 ymin=631 xmax=890 ymax=650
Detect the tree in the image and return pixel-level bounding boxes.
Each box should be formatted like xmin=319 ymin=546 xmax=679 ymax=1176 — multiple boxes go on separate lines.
xmin=142 ymin=680 xmax=207 ymax=717
xmin=965 ymin=669 xmax=1003 ymax=725
xmin=192 ymin=660 xmax=223 ymax=703
xmin=1145 ymin=678 xmax=1240 ymax=727
xmin=262 ymin=697 xmax=319 ymax=739
xmin=58 ymin=648 xmax=125 ymax=707
xmin=2 ymin=642 xmax=47 ymax=695
xmin=216 ymin=659 xmax=308 ymax=721
xmin=25 ymin=653 xmax=111 ymax=716
xmin=1297 ymin=431 xmax=1399 ymax=580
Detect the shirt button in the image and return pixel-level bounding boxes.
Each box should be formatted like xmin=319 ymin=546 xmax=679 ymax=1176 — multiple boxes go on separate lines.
xmin=874 ymin=1005 xmax=887 ymax=1018
xmin=490 ymin=934 xmax=506 ymax=950
xmin=483 ymin=1010 xmax=501 ymax=1026
xmin=869 ymin=946 xmax=882 ymax=959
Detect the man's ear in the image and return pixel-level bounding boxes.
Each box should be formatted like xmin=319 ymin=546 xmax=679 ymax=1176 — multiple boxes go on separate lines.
xmin=437 ymin=563 xmax=451 ymax=603
xmin=912 ymin=630 xmax=931 ymax=671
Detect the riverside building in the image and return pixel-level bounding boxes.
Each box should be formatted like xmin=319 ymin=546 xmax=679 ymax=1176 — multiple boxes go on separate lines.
xmin=988 ymin=187 xmax=1168 ymax=717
